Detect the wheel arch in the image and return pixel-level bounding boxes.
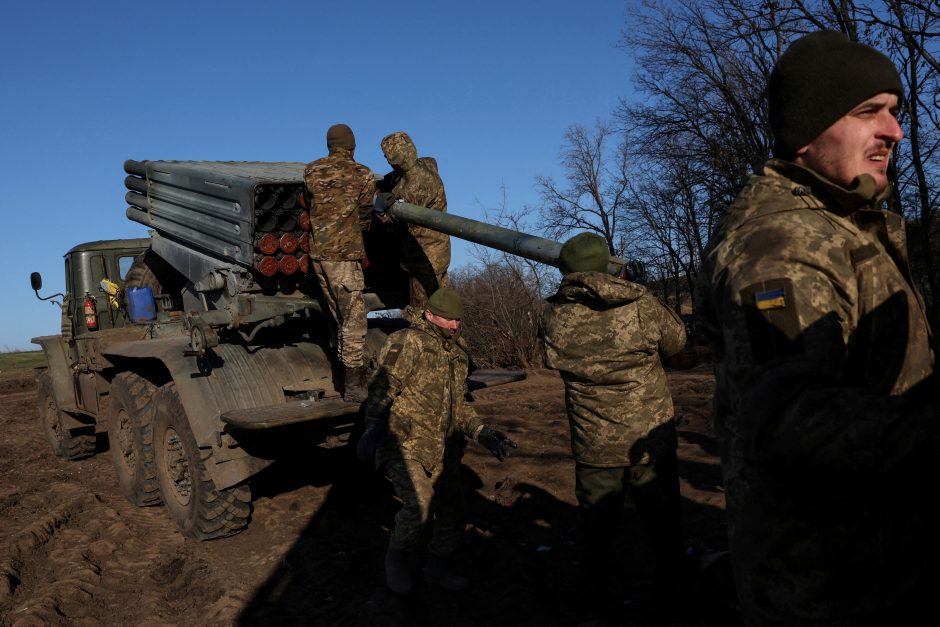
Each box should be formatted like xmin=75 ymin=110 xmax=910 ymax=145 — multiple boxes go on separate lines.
xmin=104 ymin=336 xmax=336 ymax=489
xmin=31 ymin=335 xmax=75 ymax=414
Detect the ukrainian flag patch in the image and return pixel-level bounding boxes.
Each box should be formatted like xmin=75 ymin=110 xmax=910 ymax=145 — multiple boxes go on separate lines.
xmin=755 ymin=288 xmax=787 ymax=310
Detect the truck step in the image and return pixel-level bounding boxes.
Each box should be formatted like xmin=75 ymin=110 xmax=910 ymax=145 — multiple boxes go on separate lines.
xmin=221 ymin=397 xmax=360 ymax=430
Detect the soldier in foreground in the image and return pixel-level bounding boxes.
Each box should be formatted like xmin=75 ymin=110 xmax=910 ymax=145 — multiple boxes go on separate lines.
xmin=356 ymin=288 xmax=517 ymax=595
xmin=697 ymin=31 xmax=938 ymax=624
xmin=303 ymin=124 xmax=376 ymax=402
xmin=374 ymin=131 xmax=451 ymax=311
xmin=542 ymin=233 xmax=691 ymax=625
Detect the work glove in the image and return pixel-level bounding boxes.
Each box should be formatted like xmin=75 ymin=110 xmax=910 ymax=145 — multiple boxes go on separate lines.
xmin=356 ymin=424 xmax=385 ymax=462
xmin=373 ymin=192 xmax=396 ymax=214
xmin=477 ymin=427 xmax=517 ymax=462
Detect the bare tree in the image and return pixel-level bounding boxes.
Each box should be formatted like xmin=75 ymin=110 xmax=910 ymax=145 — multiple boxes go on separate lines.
xmin=613 ymin=1 xmax=785 ymax=310
xmin=450 ymin=187 xmax=554 ymax=369
xmin=450 ymin=263 xmax=545 ymax=369
xmin=533 ymin=121 xmax=632 ymax=258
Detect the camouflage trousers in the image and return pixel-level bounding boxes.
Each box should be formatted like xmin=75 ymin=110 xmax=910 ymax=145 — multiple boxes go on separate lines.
xmin=400 ymin=247 xmax=448 ymax=309
xmin=311 ymin=259 xmax=367 ymax=368
xmin=574 ymin=451 xmax=692 ymax=618
xmin=385 ymin=457 xmax=466 ymax=557
xmin=408 ymin=269 xmax=448 ymax=310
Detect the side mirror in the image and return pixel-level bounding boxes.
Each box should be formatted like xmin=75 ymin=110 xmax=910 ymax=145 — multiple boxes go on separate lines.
xmin=29 ymin=272 xmax=64 ymax=305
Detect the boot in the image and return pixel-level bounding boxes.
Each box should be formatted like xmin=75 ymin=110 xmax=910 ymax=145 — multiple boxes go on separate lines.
xmin=343 ymin=366 xmax=368 ymax=403
xmin=385 ymin=546 xmax=412 ymax=595
xmin=423 ymin=554 xmax=469 ymax=592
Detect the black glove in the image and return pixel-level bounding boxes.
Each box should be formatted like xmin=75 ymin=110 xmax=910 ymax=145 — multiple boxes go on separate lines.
xmin=373 ymin=192 xmax=396 ymax=214
xmin=477 ymin=426 xmax=517 ymax=462
xmin=356 ymin=424 xmax=385 ymax=462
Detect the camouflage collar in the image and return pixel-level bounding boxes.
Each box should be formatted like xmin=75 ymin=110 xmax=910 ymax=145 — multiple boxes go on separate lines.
xmin=550 ymin=271 xmax=645 ymax=307
xmin=765 ymin=159 xmax=893 ymax=213
xmin=415 ymin=316 xmax=460 ymax=348
xmin=327 ymin=147 xmax=355 ymax=160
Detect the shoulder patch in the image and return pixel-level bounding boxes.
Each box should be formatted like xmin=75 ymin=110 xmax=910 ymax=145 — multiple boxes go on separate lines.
xmin=383 ymin=343 xmax=404 ymax=367
xmin=849 ymin=243 xmax=879 ymax=267
xmin=754 ymin=287 xmax=787 ymax=311
xmin=740 ymin=278 xmax=803 ymax=362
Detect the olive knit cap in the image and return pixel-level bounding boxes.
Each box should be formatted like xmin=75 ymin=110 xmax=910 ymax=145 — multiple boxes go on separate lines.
xmin=559 ymin=232 xmax=610 ymax=275
xmin=769 ymin=31 xmax=903 ymax=156
xmin=326 ymin=124 xmax=356 ymax=151
xmin=427 ymin=287 xmax=463 ymax=320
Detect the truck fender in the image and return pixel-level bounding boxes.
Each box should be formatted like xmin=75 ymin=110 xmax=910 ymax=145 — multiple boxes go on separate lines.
xmin=30 ymin=335 xmax=86 ymax=428
xmin=103 ymin=336 xmax=336 ymax=489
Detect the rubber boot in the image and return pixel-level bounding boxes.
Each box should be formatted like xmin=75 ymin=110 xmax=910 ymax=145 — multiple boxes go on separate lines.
xmin=384 ymin=546 xmax=412 ymax=595
xmin=423 ymin=554 xmax=469 ymax=592
xmin=343 ymin=366 xmax=368 ymax=403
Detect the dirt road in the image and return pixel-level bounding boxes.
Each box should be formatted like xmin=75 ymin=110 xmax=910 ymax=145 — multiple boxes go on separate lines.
xmin=0 ymin=367 xmax=738 ymax=626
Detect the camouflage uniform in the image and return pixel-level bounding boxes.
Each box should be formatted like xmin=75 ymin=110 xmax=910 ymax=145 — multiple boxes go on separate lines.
xmin=543 ymin=270 xmax=690 ymax=617
xmin=363 ymin=316 xmax=484 ymax=555
xmin=697 ymin=159 xmax=938 ymax=625
xmin=303 ymin=148 xmax=375 ymax=367
xmin=379 ymin=132 xmax=451 ymax=308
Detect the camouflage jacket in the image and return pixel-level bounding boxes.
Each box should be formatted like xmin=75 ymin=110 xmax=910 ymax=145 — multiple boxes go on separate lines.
xmin=303 ymin=149 xmax=375 ymax=261
xmin=380 ymin=134 xmax=451 ymax=273
xmin=363 ymin=317 xmax=484 ymax=472
xmin=697 ymin=159 xmax=938 ymax=623
xmin=543 ymin=271 xmax=686 ymax=467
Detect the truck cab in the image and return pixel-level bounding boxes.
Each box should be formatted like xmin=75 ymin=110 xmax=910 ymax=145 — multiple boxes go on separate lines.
xmin=59 ymin=238 xmax=151 ymax=335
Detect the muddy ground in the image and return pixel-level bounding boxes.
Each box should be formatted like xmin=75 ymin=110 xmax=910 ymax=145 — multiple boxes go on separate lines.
xmin=0 ymin=364 xmax=739 ymax=626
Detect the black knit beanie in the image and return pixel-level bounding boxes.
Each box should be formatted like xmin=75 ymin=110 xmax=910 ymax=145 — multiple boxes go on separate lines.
xmin=326 ymin=124 xmax=356 ymax=151
xmin=769 ymin=31 xmax=903 ymax=156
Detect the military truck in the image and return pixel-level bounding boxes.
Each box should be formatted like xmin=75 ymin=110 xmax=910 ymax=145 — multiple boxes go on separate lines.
xmin=30 ymin=160 xmax=630 ymax=540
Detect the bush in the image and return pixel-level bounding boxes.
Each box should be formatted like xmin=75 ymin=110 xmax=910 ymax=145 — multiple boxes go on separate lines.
xmin=450 ymin=263 xmax=547 ymax=369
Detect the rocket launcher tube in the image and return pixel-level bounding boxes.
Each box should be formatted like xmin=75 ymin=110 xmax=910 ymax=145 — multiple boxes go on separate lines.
xmin=386 ymin=201 xmax=628 ymax=276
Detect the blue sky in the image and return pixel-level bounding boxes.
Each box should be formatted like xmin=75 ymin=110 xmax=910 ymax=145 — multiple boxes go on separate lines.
xmin=0 ymin=0 xmax=633 ymax=351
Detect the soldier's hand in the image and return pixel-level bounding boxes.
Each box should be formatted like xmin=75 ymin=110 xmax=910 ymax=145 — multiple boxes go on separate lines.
xmin=373 ymin=192 xmax=396 ymax=214
xmin=477 ymin=427 xmax=517 ymax=462
xmin=356 ymin=424 xmax=384 ymax=462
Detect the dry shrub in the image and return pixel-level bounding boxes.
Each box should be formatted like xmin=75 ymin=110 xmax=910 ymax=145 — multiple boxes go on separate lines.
xmin=450 ymin=263 xmax=547 ymax=369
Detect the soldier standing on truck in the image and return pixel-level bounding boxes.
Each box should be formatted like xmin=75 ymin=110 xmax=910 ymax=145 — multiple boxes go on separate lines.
xmin=304 ymin=123 xmax=376 ymax=402
xmin=373 ymin=131 xmax=451 ymax=312
xmin=541 ymin=233 xmax=693 ymax=625
xmin=697 ymin=31 xmax=939 ymax=625
xmin=355 ymin=287 xmax=517 ymax=595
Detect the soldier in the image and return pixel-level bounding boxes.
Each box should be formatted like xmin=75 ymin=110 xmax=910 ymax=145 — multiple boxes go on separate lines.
xmin=541 ymin=233 xmax=691 ymax=624
xmin=697 ymin=31 xmax=938 ymax=624
xmin=374 ymin=131 xmax=451 ymax=311
xmin=356 ymin=287 xmax=517 ymax=595
xmin=304 ymin=123 xmax=376 ymax=402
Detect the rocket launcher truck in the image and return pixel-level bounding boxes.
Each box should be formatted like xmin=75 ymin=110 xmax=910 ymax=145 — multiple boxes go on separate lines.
xmin=29 ymin=160 xmax=632 ymax=540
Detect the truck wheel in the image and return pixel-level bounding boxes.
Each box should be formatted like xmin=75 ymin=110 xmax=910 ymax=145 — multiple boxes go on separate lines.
xmin=153 ymin=383 xmax=251 ymax=540
xmin=36 ymin=370 xmax=96 ymax=460
xmin=107 ymin=373 xmax=162 ymax=507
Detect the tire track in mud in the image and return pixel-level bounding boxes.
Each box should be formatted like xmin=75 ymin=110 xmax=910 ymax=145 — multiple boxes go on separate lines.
xmin=0 ymin=376 xmax=255 ymax=625
xmin=0 ymin=482 xmax=249 ymax=625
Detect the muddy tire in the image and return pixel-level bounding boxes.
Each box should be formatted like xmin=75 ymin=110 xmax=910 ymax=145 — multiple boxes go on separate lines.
xmin=36 ymin=370 xmax=96 ymax=460
xmin=153 ymin=383 xmax=251 ymax=540
xmin=107 ymin=372 xmax=162 ymax=506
